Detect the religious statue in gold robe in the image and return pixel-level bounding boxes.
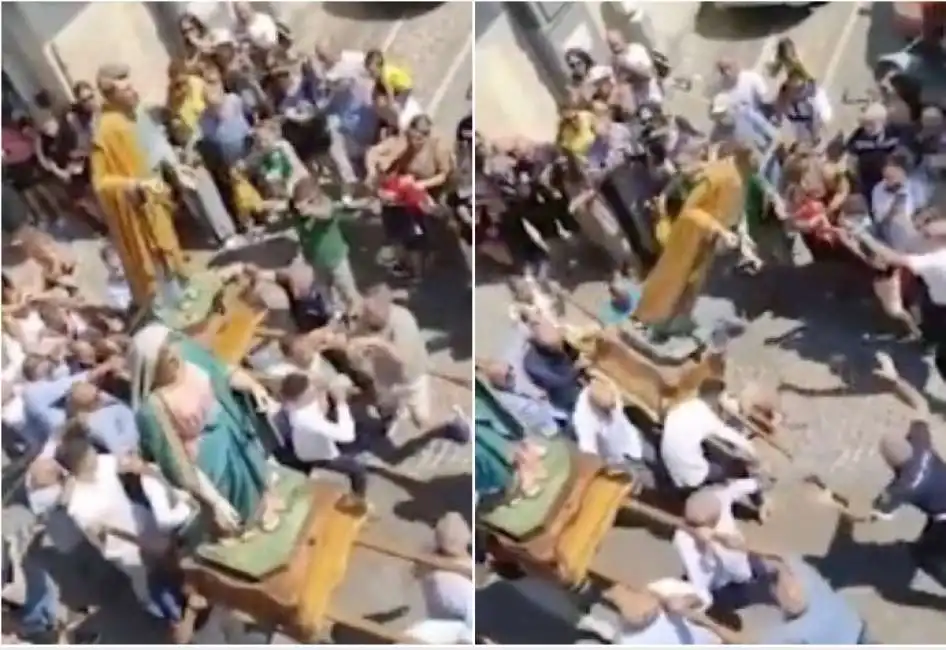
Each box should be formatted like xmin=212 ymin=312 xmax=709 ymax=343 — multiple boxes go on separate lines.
xmin=633 ymin=149 xmax=755 ymax=335
xmin=90 ymin=63 xmax=188 ymax=308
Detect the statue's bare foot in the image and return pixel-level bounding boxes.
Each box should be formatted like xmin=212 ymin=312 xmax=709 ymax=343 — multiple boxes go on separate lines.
xmin=258 ymin=492 xmax=283 ymax=531
xmin=260 ymin=508 xmax=280 ymax=532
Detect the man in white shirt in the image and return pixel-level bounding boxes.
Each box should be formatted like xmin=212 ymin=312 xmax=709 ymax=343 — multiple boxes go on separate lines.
xmin=605 ymin=582 xmax=722 ymax=645
xmin=406 ymin=512 xmax=474 ymax=644
xmin=54 ymin=427 xmax=194 ymax=606
xmin=673 ymin=479 xmax=765 ymax=610
xmin=314 ymin=42 xmax=369 ymax=83
xmin=571 ymin=377 xmax=653 ymax=488
xmin=606 ymin=30 xmax=663 ymax=107
xmin=281 ymin=372 xmax=356 ymax=465
xmin=711 ymin=57 xmax=769 ymax=116
xmin=660 ymin=381 xmax=760 ymax=493
xmin=232 ymin=1 xmax=280 ymax=52
xmin=854 ymin=229 xmax=946 ymax=376
xmin=607 ymin=29 xmax=654 ymax=80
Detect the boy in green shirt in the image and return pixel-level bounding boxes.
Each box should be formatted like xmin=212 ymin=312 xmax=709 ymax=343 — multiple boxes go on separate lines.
xmin=290 ymin=177 xmax=361 ymax=311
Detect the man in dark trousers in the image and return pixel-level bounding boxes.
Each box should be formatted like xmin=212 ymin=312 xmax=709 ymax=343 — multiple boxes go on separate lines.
xmin=865 ymin=352 xmax=946 ymax=588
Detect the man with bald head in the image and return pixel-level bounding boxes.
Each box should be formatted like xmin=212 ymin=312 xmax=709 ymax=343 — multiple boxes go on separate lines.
xmin=479 ymin=358 xmax=560 ymax=437
xmin=65 ymin=380 xmax=139 ymax=457
xmin=606 ymin=583 xmax=721 ymax=644
xmin=844 ymin=102 xmax=909 ymax=196
xmin=21 ymin=353 xmax=122 ymax=447
xmin=757 ymin=555 xmax=868 ymax=643
xmin=522 ymin=321 xmax=582 ymax=414
xmin=405 ymin=512 xmax=474 ymax=643
xmin=861 ymin=422 xmax=946 ymax=588
xmin=673 ymin=478 xmax=767 ymax=609
xmin=350 ymin=285 xmax=468 ymax=443
xmin=572 ymin=376 xmax=651 ymax=482
xmin=711 ymin=56 xmax=768 ymax=117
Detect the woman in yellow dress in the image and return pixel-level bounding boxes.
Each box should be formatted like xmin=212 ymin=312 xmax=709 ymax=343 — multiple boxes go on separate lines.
xmin=90 ymin=63 xmax=187 ymax=308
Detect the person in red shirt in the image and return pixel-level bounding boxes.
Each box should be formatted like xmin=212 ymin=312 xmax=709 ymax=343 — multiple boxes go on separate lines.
xmin=786 ymin=177 xmax=839 ymax=261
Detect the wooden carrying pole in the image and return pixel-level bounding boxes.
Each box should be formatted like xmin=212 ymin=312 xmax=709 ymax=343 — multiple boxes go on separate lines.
xmin=728 ymin=409 xmax=794 ymax=460
xmin=621 ymin=497 xmax=781 ymax=561
xmin=324 ymin=611 xmax=419 ymax=644
xmin=592 ymin=570 xmax=749 ymax=645
xmin=354 ymin=535 xmax=473 ymax=579
xmin=684 ymin=609 xmax=746 ymax=645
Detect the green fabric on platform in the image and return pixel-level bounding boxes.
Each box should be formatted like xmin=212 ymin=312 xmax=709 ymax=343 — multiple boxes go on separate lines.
xmin=474 ymin=379 xmax=520 ymax=498
xmin=137 ymin=337 xmax=270 ymax=529
xmin=151 ymin=270 xmax=223 ymax=331
xmin=195 ymin=466 xmax=312 ymax=581
xmin=479 ymin=437 xmax=573 ymax=540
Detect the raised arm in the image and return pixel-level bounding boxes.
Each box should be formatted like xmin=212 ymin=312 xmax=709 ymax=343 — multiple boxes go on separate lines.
xmin=873 ymin=351 xmax=929 ymax=416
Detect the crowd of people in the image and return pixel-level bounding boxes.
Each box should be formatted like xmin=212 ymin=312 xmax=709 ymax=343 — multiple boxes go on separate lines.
xmin=2 ymin=2 xmax=473 ymax=644
xmin=474 ymin=25 xmax=945 ymax=645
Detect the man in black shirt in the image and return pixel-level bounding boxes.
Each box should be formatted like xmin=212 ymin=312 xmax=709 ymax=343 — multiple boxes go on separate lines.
xmin=870 ymin=424 xmax=946 ymax=588
xmin=865 ymin=353 xmax=946 ymax=588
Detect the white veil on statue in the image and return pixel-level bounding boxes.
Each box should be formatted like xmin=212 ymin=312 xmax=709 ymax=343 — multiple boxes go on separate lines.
xmin=129 ymin=322 xmax=174 ymax=410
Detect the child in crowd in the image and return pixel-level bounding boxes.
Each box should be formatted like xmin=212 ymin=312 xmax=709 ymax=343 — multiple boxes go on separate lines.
xmin=101 ymin=244 xmax=133 ymax=314
xmin=247 ymin=119 xmax=309 ymax=202
xmin=289 ymin=177 xmax=361 ymax=311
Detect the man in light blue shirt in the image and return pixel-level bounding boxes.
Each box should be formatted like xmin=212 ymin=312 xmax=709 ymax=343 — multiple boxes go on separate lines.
xmin=65 ymin=382 xmax=139 ymax=456
xmin=760 ymin=555 xmax=868 ymax=644
xmin=21 ymin=355 xmax=120 ymax=446
xmin=479 ymin=358 xmax=560 ymax=437
xmin=20 ymin=355 xmax=84 ymax=446
xmin=199 ymin=86 xmax=253 ymax=167
xmin=325 ymin=73 xmax=378 ymax=181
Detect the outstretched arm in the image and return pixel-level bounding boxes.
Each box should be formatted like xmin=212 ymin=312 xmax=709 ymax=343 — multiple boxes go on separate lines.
xmin=873 ymin=351 xmax=929 ymax=416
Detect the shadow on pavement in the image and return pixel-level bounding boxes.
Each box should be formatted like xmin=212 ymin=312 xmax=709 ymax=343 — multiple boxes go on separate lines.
xmin=475 ymin=578 xmax=580 ymax=644
xmin=807 ymin=514 xmax=946 ymax=613
xmin=693 ymin=2 xmax=818 ymax=42
xmin=322 ymin=1 xmax=441 ymax=23
xmin=705 ymin=261 xmax=946 ymax=416
xmin=367 ymin=466 xmax=472 ymax=528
